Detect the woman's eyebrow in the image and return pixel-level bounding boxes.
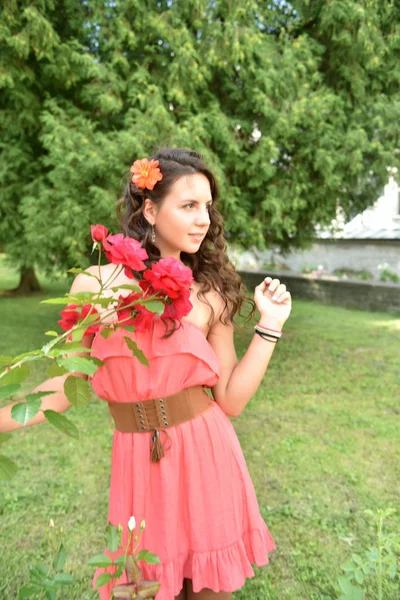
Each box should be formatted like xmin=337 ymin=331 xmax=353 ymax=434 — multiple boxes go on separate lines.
xmin=181 ymin=198 xmax=213 ymax=204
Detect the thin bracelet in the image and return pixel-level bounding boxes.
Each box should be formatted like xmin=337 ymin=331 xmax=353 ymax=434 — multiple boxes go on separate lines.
xmin=254 ymin=325 xmax=281 ymax=339
xmin=256 ymin=324 xmax=282 ymax=334
xmin=255 ymin=328 xmax=279 ymax=340
xmin=254 ymin=329 xmax=278 ymax=343
xmin=254 ymin=326 xmax=282 ymax=339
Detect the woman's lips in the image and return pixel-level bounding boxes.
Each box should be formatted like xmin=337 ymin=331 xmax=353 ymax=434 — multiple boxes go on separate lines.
xmin=189 ymin=234 xmax=204 ymax=241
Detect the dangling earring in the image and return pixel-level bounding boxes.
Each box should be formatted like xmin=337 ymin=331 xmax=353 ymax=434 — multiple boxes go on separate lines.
xmin=151 ymin=224 xmax=156 ymax=243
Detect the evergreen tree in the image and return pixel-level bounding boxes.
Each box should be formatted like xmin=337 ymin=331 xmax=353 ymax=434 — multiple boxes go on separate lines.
xmin=1 ymin=0 xmax=399 ymax=290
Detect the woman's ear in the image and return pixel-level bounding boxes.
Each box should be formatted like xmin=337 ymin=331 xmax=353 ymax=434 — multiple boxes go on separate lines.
xmin=142 ymin=198 xmax=157 ymax=225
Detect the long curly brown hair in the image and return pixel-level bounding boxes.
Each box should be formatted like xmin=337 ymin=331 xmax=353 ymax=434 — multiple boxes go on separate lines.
xmin=116 ymin=146 xmax=256 ymax=338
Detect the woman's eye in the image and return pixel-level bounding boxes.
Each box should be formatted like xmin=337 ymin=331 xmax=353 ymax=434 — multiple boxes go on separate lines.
xmin=184 ymin=203 xmax=212 ymax=210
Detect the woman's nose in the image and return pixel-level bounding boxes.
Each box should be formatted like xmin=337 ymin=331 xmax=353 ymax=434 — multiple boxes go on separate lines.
xmin=195 ymin=208 xmax=210 ymax=225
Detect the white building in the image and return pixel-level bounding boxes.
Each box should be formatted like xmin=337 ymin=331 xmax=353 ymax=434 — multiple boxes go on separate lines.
xmin=229 ymin=175 xmax=400 ymax=281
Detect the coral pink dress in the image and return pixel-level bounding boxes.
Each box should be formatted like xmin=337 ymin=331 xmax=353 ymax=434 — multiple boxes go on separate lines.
xmin=90 ymin=317 xmax=276 ymax=600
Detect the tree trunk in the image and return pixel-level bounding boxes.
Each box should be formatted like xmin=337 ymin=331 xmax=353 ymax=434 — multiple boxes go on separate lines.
xmin=11 ymin=266 xmax=42 ymax=294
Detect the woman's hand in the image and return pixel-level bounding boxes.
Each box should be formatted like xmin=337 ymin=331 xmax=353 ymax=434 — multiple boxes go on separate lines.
xmin=254 ymin=276 xmax=292 ymax=327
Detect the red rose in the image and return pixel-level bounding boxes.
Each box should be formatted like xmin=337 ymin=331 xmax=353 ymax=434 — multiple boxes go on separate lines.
xmin=116 ymin=292 xmax=157 ymax=333
xmin=58 ymin=304 xmax=101 ymax=340
xmin=90 ymin=224 xmax=108 ymax=243
xmin=103 ymin=233 xmax=148 ymax=273
xmin=163 ymin=289 xmax=193 ymax=320
xmin=142 ymin=257 xmax=193 ymax=299
xmin=132 ymin=308 xmax=157 ymax=332
xmin=138 ymin=278 xmax=156 ymax=297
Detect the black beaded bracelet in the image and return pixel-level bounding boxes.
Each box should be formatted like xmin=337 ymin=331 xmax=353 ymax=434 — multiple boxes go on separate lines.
xmin=254 ymin=329 xmax=278 ymax=343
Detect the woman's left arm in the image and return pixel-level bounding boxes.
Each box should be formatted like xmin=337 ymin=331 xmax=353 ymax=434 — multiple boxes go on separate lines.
xmin=208 ymin=277 xmax=292 ymax=418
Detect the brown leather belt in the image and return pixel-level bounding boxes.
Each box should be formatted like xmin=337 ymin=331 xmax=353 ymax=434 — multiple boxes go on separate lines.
xmin=108 ymin=385 xmax=214 ymax=463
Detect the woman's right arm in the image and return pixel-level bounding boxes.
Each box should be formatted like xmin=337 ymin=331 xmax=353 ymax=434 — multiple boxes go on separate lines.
xmin=0 ymin=268 xmax=100 ymax=433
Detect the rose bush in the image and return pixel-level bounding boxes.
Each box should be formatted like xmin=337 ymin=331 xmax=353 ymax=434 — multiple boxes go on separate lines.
xmin=0 ymin=224 xmax=194 ymax=471
xmin=0 ymin=224 xmax=195 ymax=598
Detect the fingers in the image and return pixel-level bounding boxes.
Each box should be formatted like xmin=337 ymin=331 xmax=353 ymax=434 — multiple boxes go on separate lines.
xmin=260 ymin=277 xmax=290 ymax=302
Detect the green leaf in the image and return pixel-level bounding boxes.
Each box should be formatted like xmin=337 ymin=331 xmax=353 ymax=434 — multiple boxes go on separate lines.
xmin=83 ymin=313 xmax=102 ymax=326
xmin=90 ymin=356 xmax=104 ymax=367
xmin=110 ymin=284 xmax=142 ymax=293
xmin=40 ymin=297 xmax=71 ymax=305
xmin=57 ymin=356 xmax=98 ymax=376
xmin=11 ymin=400 xmax=41 ymax=426
xmin=29 ymin=564 xmax=49 ymax=580
xmin=53 ymin=573 xmax=75 ymax=585
xmin=43 ymin=410 xmax=79 ymax=439
xmin=135 ymin=550 xmax=161 ymax=564
xmin=338 ymin=576 xmax=364 ymax=598
xmin=0 ymin=455 xmax=18 ymax=480
xmin=87 ymin=554 xmax=114 ymax=568
xmin=50 ymin=342 xmax=92 ymax=356
xmin=42 ymin=336 xmax=62 ymax=355
xmin=64 ymin=375 xmax=92 ymax=408
xmin=0 ymin=384 xmax=20 ymax=401
xmin=71 ymin=291 xmax=97 ymax=301
xmin=341 ymin=559 xmax=356 ymax=571
xmin=124 ymin=555 xmax=140 ymax=583
xmin=26 ymin=391 xmax=55 ymax=403
xmin=354 ymin=569 xmax=364 ymax=584
xmin=123 ymin=337 xmax=149 ymax=367
xmin=95 ymin=572 xmax=114 ymax=588
xmin=19 ymin=586 xmax=40 ymax=598
xmin=70 ymin=328 xmax=84 ymax=343
xmin=112 ymin=566 xmax=124 ymax=579
xmin=67 ymin=267 xmax=86 ymax=274
xmin=42 ymin=577 xmax=58 ymax=591
xmin=53 ymin=543 xmax=67 ymax=572
xmin=101 ymin=327 xmax=117 ymax=339
xmin=10 ymin=352 xmax=43 ymax=366
xmin=111 ymin=583 xmax=136 ymax=598
xmin=113 ymin=555 xmax=126 ymax=567
xmin=105 ymin=523 xmax=120 ymax=553
xmin=351 ymin=553 xmax=363 ymax=565
xmin=142 ymin=300 xmax=165 ymax=315
xmin=47 ymin=363 xmax=68 ymax=378
xmin=365 ymin=546 xmax=379 ymax=562
xmin=0 ymin=364 xmax=30 ymax=386
xmin=44 ymin=331 xmax=59 ymax=337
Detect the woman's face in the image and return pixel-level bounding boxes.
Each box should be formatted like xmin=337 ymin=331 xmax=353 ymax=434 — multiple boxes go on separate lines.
xmin=144 ymin=173 xmax=212 ymax=261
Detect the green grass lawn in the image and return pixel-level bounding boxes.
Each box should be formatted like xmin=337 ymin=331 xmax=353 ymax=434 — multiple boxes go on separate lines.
xmin=1 ymin=258 xmax=399 ymax=600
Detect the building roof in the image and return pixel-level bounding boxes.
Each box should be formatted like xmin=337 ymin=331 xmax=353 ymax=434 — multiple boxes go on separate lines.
xmin=315 ymin=177 xmax=400 ymax=241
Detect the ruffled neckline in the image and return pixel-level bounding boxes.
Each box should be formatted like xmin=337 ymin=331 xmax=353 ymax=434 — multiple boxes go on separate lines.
xmin=94 ymin=317 xmax=210 ymax=347
xmin=91 ymin=317 xmax=220 ymax=376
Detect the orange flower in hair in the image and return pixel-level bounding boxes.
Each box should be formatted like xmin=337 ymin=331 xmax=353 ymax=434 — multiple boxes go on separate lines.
xmin=130 ymin=158 xmax=163 ymax=190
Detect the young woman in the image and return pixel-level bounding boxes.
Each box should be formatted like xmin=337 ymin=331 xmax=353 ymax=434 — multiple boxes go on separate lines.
xmin=1 ymin=147 xmax=292 ymax=600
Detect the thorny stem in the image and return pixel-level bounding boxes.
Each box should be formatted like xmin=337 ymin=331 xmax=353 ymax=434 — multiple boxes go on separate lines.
xmin=132 ymin=528 xmax=144 ymax=555
xmin=123 ymin=529 xmax=133 ymax=567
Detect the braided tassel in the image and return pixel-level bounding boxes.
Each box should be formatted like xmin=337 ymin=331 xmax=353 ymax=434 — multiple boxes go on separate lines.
xmin=150 ymin=430 xmax=165 ymax=463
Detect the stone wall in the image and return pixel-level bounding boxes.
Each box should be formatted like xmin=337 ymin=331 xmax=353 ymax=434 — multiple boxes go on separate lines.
xmin=238 ymin=270 xmax=400 ymax=314
xmin=231 ymin=239 xmax=400 ymax=281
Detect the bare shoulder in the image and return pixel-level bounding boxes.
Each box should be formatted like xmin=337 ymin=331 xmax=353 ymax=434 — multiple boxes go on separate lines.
xmin=69 ymin=265 xmax=103 ymax=294
xmin=70 ymin=264 xmax=137 ymax=294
